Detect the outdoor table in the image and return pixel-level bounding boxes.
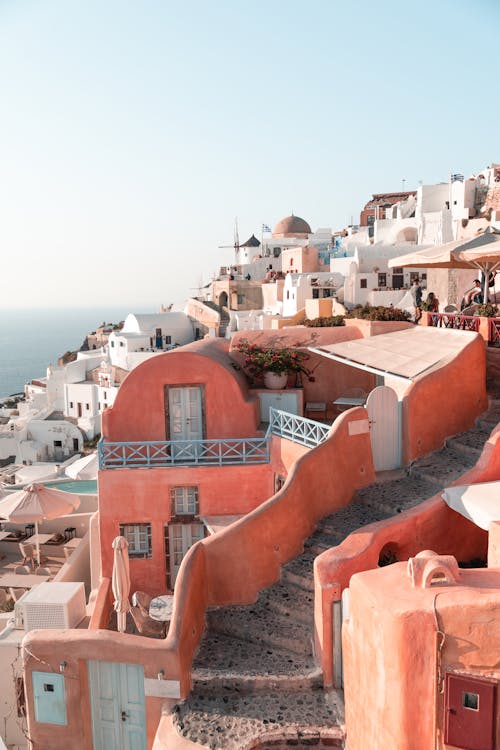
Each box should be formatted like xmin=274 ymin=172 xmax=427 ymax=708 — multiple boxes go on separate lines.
xmin=0 ymin=573 xmax=50 ymax=589
xmin=149 ymin=594 xmax=174 ymax=622
xmin=63 ymin=537 xmax=82 ymax=559
xmin=333 ymin=396 xmax=367 ymax=408
xmin=29 ymin=533 xmax=56 ymax=547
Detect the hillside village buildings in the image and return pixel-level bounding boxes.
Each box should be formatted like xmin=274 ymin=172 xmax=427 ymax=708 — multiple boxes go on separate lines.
xmin=1 ymin=162 xmax=500 ymax=749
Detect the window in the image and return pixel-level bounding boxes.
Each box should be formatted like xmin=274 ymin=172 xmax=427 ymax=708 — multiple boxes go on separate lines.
xmin=312 ymin=288 xmax=319 ymax=299
xmin=69 ymin=401 xmax=74 ymax=409
xmin=410 ymin=272 xmax=420 ymax=283
xmin=360 ymin=278 xmax=367 ymax=289
xmin=273 ymin=247 xmax=281 ymax=257
xmin=392 ymin=267 xmax=403 ymax=274
xmin=111 ymin=341 xmax=115 ymax=347
xmin=237 ymin=294 xmax=244 ymax=305
xmin=171 ymin=486 xmax=199 ymax=516
xmin=103 ymin=391 xmax=107 ymax=399
xmin=85 ymin=403 xmax=90 ymax=410
xmin=165 ymin=335 xmax=171 ymax=345
xmin=290 ymin=258 xmax=293 ymax=266
xmin=119 ymin=523 xmax=152 ymax=558
xmin=119 ymin=341 xmax=124 ymax=347
xmin=53 ymin=440 xmax=62 ymax=448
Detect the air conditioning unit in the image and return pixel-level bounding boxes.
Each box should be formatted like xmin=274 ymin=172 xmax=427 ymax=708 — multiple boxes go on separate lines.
xmin=16 ymin=582 xmax=86 ymax=632
xmin=13 ymin=590 xmax=31 ymax=629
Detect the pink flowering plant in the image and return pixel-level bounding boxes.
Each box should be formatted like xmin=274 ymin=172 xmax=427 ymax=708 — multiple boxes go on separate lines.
xmin=235 ymin=339 xmax=315 ymax=382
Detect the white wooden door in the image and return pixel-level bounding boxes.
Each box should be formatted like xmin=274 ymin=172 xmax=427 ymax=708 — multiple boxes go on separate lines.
xmin=366 ymin=385 xmax=400 ymax=471
xmin=168 ymin=386 xmax=203 ymax=441
xmin=88 ymin=660 xmax=146 ymax=750
xmin=168 ymin=523 xmax=204 ymax=586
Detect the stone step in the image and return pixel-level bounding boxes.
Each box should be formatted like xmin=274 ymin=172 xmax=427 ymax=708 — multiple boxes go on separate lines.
xmin=173 ymin=687 xmax=344 ymax=750
xmin=354 ymin=475 xmax=438 ymax=515
xmin=409 ymin=446 xmax=476 ymax=487
xmin=280 ymin=551 xmax=316 ymax=592
xmin=260 ymin=580 xmax=314 ymax=625
xmin=192 ymin=632 xmax=321 ymax=692
xmin=319 ymin=501 xmax=393 ymax=537
xmin=207 ymin=601 xmax=313 ymax=656
xmin=447 ymin=427 xmax=491 ymax=457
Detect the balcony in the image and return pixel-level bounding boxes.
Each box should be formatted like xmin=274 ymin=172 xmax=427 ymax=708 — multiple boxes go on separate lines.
xmin=98 ymin=409 xmax=332 ymax=470
xmin=427 ymin=312 xmax=480 ymax=333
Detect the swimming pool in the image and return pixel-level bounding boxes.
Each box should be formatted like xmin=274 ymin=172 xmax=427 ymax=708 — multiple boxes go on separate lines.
xmin=44 ymin=479 xmax=98 ymax=494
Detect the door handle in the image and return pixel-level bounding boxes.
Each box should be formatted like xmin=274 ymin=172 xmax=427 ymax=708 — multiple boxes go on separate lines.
xmin=121 ymin=710 xmax=129 ymax=722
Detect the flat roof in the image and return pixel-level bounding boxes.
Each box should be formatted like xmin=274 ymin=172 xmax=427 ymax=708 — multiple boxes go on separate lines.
xmin=310 ymin=327 xmax=477 ymax=381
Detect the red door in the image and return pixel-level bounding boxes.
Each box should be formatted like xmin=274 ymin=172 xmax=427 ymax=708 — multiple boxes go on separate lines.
xmin=444 ymin=672 xmax=496 ymax=750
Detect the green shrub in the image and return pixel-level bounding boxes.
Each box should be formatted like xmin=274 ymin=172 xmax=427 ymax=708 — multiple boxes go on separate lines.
xmin=304 ymin=315 xmax=345 ymax=327
xmin=474 ymin=303 xmax=499 ymax=318
xmin=345 ymin=304 xmax=411 ymax=322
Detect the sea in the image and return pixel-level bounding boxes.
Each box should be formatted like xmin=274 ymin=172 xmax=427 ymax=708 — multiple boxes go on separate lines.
xmin=0 ymin=307 xmax=138 ymax=401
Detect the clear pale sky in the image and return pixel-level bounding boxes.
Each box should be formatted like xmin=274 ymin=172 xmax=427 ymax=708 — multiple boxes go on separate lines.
xmin=0 ymin=0 xmax=499 ymax=310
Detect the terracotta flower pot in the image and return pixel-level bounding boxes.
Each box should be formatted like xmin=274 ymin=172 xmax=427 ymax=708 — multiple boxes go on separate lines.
xmin=263 ymin=371 xmax=288 ymax=390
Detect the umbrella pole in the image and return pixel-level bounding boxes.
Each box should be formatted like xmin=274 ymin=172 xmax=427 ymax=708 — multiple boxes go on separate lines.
xmin=35 ymin=520 xmax=40 ymax=568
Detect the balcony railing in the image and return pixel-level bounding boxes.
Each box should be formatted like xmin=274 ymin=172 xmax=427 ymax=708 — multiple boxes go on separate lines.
xmin=427 ymin=312 xmax=480 ymax=333
xmin=98 ymin=409 xmax=331 ymax=469
xmin=269 ymin=408 xmax=331 ymax=448
xmin=488 ymin=318 xmax=500 ymax=346
xmin=98 ymin=434 xmax=271 ymax=469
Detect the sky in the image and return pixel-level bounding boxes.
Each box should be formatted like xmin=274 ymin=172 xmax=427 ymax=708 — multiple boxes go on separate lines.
xmin=0 ymin=0 xmax=499 ymax=310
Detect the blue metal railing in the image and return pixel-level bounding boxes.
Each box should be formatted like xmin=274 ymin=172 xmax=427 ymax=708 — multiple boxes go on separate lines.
xmin=98 ymin=409 xmax=330 ymax=469
xmin=269 ymin=408 xmax=331 ymax=448
xmin=98 ymin=433 xmax=271 ymax=469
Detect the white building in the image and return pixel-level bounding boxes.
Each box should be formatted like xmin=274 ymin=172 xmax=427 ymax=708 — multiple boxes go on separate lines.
xmin=282 ymin=272 xmax=345 ymax=317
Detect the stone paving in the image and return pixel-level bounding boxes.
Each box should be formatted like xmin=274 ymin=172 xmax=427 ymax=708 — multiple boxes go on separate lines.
xmin=172 ymin=400 xmax=499 ymax=749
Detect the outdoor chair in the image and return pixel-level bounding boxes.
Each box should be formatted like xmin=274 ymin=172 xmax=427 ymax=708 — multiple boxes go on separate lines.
xmin=18 ymin=542 xmax=36 ymax=568
xmin=131 ymin=591 xmax=153 ymax=618
xmin=14 ymin=565 xmax=31 ymax=575
xmin=129 ymin=605 xmax=165 ymax=638
xmin=8 ymin=588 xmax=26 ymax=602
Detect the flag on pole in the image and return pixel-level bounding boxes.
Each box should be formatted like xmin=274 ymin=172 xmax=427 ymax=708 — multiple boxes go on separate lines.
xmin=262 ymin=223 xmax=271 ymax=233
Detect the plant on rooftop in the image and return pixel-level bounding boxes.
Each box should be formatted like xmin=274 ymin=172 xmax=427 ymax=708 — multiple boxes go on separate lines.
xmin=474 ymin=303 xmax=499 ymax=318
xmin=304 ymin=315 xmax=345 ymax=327
xmin=235 ymin=339 xmax=315 ymax=382
xmin=345 ymin=304 xmax=411 ymax=322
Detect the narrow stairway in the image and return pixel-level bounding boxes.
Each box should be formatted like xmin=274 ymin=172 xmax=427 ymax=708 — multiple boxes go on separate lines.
xmin=172 ymin=400 xmax=500 ymax=749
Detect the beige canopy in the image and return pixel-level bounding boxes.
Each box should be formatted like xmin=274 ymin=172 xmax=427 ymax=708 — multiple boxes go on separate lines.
xmin=388 ymin=227 xmax=500 ymax=302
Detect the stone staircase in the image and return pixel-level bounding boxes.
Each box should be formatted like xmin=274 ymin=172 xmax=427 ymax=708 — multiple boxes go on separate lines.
xmin=200 ymin=300 xmax=231 ymax=338
xmin=172 ymin=400 xmax=500 ymax=749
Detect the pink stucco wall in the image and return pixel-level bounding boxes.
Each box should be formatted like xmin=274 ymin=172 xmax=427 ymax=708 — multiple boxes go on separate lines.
xmin=103 ymin=338 xmax=260 ymax=442
xmin=315 ymin=420 xmax=500 ymax=688
xmin=343 ymin=563 xmax=500 ymax=750
xmin=402 ymin=332 xmax=487 ymax=463
xmin=98 ymin=463 xmax=273 ymax=593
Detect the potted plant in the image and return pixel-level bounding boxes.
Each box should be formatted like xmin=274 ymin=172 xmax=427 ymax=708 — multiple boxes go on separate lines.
xmin=235 ymin=340 xmax=315 ymax=389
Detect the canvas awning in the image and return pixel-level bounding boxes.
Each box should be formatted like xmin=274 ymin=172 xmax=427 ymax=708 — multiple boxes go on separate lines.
xmin=310 ymin=327 xmax=477 ymax=382
xmin=441 ymin=481 xmax=500 ymax=530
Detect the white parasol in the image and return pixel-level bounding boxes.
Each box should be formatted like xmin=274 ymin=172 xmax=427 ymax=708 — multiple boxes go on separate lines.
xmin=0 ymin=483 xmax=80 ymax=565
xmin=112 ymin=536 xmax=131 ymax=633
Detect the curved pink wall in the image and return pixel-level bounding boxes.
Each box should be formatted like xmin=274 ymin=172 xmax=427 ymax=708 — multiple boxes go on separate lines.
xmin=103 ymin=339 xmax=259 ymax=441
xmin=315 ymin=423 xmax=500 ymax=688
xmin=402 ymin=333 xmax=487 ymax=463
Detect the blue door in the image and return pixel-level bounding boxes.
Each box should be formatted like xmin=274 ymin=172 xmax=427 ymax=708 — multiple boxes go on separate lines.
xmin=88 ymin=660 xmax=147 ymax=750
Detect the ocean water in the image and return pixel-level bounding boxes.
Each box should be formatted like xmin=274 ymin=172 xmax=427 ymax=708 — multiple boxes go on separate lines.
xmin=0 ymin=307 xmax=133 ymax=400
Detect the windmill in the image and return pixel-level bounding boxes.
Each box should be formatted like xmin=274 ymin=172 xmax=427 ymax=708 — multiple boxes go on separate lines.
xmin=218 ymin=217 xmax=241 ymax=266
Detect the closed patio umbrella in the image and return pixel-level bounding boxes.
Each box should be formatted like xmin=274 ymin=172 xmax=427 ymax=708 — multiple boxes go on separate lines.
xmin=112 ymin=536 xmax=131 ymax=633
xmin=389 ymin=226 xmax=500 ymax=303
xmin=0 ymin=483 xmax=81 ymax=565
xmin=65 ymin=453 xmax=98 ymax=480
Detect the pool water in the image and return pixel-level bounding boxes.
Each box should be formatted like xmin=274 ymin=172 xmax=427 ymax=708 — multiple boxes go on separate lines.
xmin=44 ymin=480 xmax=98 ymax=494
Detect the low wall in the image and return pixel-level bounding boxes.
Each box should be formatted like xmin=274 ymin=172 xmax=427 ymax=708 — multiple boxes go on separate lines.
xmin=315 ymin=422 xmax=500 ymax=687
xmin=402 ymin=332 xmax=487 ymax=463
